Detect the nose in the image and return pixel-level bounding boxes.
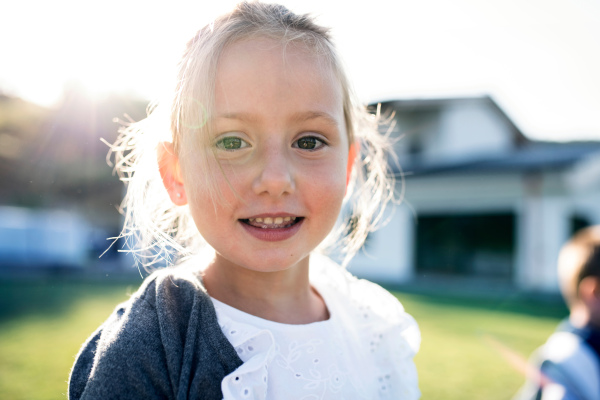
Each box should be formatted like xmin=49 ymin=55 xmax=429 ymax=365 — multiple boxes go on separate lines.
xmin=252 ymin=146 xmax=295 ymax=197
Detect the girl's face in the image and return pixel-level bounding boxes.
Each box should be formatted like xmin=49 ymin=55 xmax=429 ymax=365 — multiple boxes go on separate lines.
xmin=181 ymin=38 xmax=349 ymax=273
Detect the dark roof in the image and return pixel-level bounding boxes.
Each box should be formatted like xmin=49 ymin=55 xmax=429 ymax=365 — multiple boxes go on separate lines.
xmin=398 ymin=142 xmax=600 ymax=176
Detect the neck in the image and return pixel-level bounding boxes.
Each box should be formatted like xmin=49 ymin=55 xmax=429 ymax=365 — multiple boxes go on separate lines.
xmin=202 ymin=253 xmax=329 ymax=324
xmin=569 ymin=304 xmax=591 ymax=328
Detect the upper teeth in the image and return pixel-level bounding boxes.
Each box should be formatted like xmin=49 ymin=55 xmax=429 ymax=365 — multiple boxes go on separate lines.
xmin=249 ymin=216 xmax=296 ymax=224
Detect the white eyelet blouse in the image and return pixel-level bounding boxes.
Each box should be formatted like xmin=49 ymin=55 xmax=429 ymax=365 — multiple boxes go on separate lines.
xmin=210 ymin=255 xmax=421 ymax=400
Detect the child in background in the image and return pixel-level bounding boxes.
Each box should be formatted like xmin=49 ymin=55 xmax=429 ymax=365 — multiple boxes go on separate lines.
xmin=68 ymin=2 xmax=420 ymax=399
xmin=514 ymin=226 xmax=600 ymax=400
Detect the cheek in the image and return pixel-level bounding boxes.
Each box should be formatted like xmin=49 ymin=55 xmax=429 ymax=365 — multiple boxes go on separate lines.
xmin=181 ymin=161 xmax=235 ymax=230
xmin=305 ymin=161 xmax=347 ymax=209
xmin=185 ymin=183 xmax=218 ymax=230
xmin=186 ymin=183 xmax=237 ymax=253
xmin=183 ymin=156 xmax=241 ymax=204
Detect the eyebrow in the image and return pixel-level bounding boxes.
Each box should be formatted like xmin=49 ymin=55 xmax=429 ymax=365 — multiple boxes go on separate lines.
xmin=290 ymin=111 xmax=341 ymax=128
xmin=216 ymin=111 xmax=341 ymax=128
xmin=216 ymin=112 xmax=260 ymax=124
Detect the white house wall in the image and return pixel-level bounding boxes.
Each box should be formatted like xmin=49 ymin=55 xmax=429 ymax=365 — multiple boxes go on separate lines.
xmin=566 ymin=152 xmax=600 ymax=225
xmin=570 ymin=192 xmax=600 ymax=225
xmin=515 ymin=195 xmax=570 ymax=291
xmin=346 ymin=168 xmax=594 ymax=293
xmin=434 ymin=100 xmax=514 ymax=162
xmin=347 ymin=205 xmax=414 ymax=284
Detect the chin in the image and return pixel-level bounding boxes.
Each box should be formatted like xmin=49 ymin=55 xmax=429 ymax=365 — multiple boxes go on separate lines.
xmin=236 ymin=253 xmax=311 ymax=273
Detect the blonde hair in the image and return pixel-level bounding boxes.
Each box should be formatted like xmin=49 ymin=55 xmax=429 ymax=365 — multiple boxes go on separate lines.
xmin=109 ymin=1 xmax=398 ymax=269
xmin=558 ymin=225 xmax=600 ymax=307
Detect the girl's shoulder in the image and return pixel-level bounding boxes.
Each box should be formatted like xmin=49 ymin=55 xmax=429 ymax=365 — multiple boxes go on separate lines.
xmin=69 ymin=261 xmax=239 ymax=400
xmin=309 ymin=255 xmax=421 ymax=398
xmin=132 ymin=261 xmax=208 ymax=308
xmin=310 ymin=254 xmax=420 ymax=347
xmin=87 ymin=261 xmax=212 ymax=345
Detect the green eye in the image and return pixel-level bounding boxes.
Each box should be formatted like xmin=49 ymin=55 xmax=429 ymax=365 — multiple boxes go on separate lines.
xmin=216 ymin=137 xmax=249 ymax=150
xmin=295 ymin=137 xmax=324 ymax=150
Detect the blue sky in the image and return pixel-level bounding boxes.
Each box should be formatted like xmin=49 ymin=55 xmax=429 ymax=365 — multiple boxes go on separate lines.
xmin=1 ymin=0 xmax=599 ymax=142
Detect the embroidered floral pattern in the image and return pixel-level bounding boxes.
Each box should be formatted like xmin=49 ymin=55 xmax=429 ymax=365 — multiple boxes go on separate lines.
xmin=214 ymin=255 xmax=420 ymax=399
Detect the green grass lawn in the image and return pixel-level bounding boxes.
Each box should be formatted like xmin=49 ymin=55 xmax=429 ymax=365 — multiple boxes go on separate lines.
xmin=0 ymin=278 xmax=567 ymax=399
xmin=0 ymin=279 xmax=140 ymax=400
xmin=397 ymin=291 xmax=567 ymax=399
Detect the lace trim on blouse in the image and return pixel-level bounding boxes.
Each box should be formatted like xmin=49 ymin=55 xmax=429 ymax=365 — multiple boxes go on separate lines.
xmin=212 ymin=255 xmax=420 ymax=399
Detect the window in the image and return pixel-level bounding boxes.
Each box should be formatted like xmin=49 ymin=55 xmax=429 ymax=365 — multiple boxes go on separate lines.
xmin=415 ymin=213 xmax=515 ymax=280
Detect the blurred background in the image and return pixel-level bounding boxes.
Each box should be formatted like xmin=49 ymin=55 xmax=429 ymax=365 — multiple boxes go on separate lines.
xmin=1 ymin=0 xmax=598 ymax=399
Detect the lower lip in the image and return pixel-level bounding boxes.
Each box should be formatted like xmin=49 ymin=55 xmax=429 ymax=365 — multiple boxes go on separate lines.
xmin=240 ymin=219 xmax=304 ymax=242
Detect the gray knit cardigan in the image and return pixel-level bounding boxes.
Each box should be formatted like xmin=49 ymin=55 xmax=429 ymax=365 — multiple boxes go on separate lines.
xmin=68 ymin=267 xmax=243 ymax=400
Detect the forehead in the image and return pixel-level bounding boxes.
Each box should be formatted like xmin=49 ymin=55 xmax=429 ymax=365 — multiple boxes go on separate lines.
xmin=214 ymin=37 xmax=344 ymax=122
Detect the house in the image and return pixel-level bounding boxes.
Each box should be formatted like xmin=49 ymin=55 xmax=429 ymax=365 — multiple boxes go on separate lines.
xmin=347 ymin=96 xmax=600 ymax=293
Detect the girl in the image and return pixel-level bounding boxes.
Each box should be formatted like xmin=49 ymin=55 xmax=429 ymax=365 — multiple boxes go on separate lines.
xmin=69 ymin=2 xmax=420 ymax=399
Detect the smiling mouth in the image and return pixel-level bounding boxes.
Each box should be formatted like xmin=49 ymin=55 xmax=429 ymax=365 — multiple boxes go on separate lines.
xmin=240 ymin=216 xmax=302 ymax=229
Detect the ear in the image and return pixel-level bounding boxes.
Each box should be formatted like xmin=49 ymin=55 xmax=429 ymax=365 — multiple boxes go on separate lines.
xmin=346 ymin=142 xmax=359 ymax=189
xmin=579 ymin=276 xmax=600 ymax=313
xmin=157 ymin=142 xmax=188 ymax=206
